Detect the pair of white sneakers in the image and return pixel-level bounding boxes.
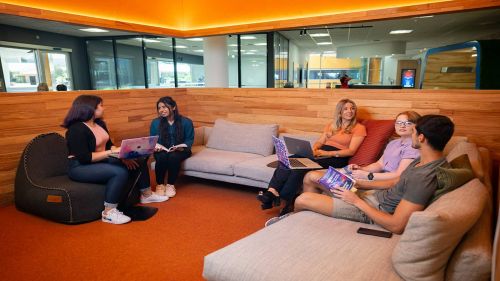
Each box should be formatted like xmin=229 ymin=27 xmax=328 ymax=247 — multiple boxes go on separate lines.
xmin=102 ymin=190 xmax=170 ymax=225
xmin=154 ymin=184 xmax=176 ymax=198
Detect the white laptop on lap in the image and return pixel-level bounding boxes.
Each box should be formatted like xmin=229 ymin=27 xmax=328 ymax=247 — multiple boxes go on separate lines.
xmin=110 ymin=136 xmax=159 ymax=159
xmin=272 ymin=136 xmax=322 ymax=170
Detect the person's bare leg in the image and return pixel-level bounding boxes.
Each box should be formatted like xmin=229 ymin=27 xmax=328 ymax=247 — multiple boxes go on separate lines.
xmin=303 ymin=170 xmax=326 ymax=193
xmin=294 ymin=192 xmax=334 ymax=217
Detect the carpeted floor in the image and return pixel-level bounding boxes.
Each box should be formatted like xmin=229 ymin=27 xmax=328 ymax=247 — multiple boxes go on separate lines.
xmin=0 ymin=178 xmax=281 ymax=281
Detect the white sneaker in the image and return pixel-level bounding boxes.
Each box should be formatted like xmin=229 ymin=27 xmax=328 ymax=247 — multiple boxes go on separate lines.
xmin=264 ymin=213 xmax=292 ymax=227
xmin=102 ymin=208 xmax=131 ymax=225
xmin=165 ymin=184 xmax=176 ymax=197
xmin=140 ymin=193 xmax=169 ymax=204
xmin=155 ymin=184 xmax=167 ymax=196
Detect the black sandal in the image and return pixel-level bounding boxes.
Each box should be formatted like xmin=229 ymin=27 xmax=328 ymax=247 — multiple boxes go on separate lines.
xmin=257 ymin=190 xmax=281 ymax=210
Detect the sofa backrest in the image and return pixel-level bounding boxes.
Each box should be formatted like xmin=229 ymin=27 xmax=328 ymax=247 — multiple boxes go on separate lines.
xmin=205 ymin=119 xmax=279 ymax=156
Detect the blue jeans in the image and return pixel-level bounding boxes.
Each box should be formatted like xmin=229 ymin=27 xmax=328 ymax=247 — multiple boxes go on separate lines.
xmin=68 ymin=157 xmax=150 ymax=206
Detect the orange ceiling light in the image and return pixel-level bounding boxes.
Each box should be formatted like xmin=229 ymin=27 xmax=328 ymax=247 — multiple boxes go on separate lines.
xmin=1 ymin=0 xmax=499 ymax=36
xmin=0 ymin=0 xmax=451 ymax=29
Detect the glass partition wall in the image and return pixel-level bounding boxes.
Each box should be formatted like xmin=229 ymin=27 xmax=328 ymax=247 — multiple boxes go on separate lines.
xmin=0 ymin=45 xmax=73 ymax=92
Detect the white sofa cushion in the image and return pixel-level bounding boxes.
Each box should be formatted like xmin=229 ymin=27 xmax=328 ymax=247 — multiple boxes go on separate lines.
xmin=233 ymin=155 xmax=277 ymax=183
xmin=182 ymin=147 xmax=262 ymax=176
xmin=206 ymin=119 xmax=278 ymax=156
xmin=204 ymin=211 xmax=402 ymax=281
xmin=392 ymin=179 xmax=489 ymax=281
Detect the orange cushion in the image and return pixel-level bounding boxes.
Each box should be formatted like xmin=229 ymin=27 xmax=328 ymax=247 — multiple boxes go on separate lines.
xmin=348 ymin=120 xmax=395 ymax=166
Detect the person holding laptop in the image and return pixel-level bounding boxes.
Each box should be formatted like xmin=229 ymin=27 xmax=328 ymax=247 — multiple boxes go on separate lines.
xmin=63 ymin=95 xmax=168 ymax=225
xmin=257 ymin=98 xmax=366 ymax=215
xmin=303 ymin=111 xmax=421 ymax=187
xmin=150 ymin=96 xmax=194 ymax=198
xmin=267 ymin=115 xmax=454 ymax=233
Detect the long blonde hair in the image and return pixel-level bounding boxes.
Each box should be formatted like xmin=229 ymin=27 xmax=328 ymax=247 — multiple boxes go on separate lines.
xmin=332 ymin=98 xmax=358 ymax=134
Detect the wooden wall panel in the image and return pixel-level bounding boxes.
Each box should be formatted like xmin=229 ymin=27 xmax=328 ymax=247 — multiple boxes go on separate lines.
xmin=1 ymin=88 xmax=500 ymax=205
xmin=423 ymin=50 xmax=477 ymax=89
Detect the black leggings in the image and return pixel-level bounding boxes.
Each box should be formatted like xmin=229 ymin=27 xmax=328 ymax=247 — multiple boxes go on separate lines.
xmin=154 ymin=150 xmax=191 ymax=185
xmin=268 ymin=145 xmax=349 ymax=202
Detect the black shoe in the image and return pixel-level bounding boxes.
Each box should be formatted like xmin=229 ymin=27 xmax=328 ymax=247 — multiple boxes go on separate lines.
xmin=257 ymin=190 xmax=281 ymax=210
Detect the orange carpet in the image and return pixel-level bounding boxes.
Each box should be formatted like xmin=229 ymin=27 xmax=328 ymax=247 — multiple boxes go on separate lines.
xmin=0 ymin=178 xmax=281 ymax=281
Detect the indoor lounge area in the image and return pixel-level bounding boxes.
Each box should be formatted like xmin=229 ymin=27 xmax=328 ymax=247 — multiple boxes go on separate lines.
xmin=1 ymin=0 xmax=500 ymax=280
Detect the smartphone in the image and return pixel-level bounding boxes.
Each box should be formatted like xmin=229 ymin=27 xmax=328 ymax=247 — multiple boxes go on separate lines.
xmin=357 ymin=227 xmax=393 ymax=238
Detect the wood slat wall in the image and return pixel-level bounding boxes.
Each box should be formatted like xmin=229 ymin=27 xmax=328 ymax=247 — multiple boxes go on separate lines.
xmin=1 ymin=88 xmax=500 ymax=205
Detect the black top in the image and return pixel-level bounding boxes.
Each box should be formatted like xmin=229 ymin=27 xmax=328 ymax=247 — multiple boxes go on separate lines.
xmin=65 ymin=120 xmax=113 ymax=164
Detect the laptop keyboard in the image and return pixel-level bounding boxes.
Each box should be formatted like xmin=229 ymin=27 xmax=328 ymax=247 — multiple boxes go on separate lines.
xmin=289 ymin=158 xmax=306 ymax=167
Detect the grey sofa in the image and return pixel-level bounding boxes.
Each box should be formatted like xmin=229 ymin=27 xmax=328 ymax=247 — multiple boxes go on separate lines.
xmin=180 ymin=119 xmax=281 ymax=188
xmin=203 ymin=139 xmax=494 ymax=281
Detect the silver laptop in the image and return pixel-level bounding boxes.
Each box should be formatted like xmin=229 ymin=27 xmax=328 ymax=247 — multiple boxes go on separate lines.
xmin=110 ymin=136 xmax=159 ymax=159
xmin=272 ymin=136 xmax=322 ymax=170
xmin=283 ymin=136 xmax=329 ymax=160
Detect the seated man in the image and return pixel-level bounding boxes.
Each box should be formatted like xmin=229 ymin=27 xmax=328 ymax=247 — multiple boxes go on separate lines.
xmin=266 ymin=115 xmax=454 ymax=234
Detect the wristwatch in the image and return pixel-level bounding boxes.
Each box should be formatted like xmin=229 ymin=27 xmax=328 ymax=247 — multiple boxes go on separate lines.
xmin=367 ymin=172 xmax=374 ymax=180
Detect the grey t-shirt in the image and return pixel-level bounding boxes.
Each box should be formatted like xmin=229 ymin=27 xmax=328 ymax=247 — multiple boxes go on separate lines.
xmin=375 ymin=157 xmax=449 ymax=214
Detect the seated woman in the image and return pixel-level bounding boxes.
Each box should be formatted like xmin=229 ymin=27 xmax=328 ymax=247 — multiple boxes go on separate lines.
xmin=257 ymin=98 xmax=366 ymax=215
xmin=63 ymin=95 xmax=168 ymax=225
xmin=150 ymin=96 xmax=194 ymax=198
xmin=303 ymin=110 xmax=421 ymax=187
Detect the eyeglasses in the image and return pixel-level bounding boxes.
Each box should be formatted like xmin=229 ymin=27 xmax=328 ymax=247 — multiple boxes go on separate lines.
xmin=395 ymin=121 xmax=414 ymax=126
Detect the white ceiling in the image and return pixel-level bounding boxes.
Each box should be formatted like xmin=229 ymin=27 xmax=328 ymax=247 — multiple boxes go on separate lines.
xmin=1 ymin=8 xmax=499 ymax=58
xmin=279 ymin=8 xmax=500 ymax=56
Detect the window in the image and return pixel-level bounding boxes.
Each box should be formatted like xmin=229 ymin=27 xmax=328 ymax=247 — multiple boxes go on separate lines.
xmin=115 ymin=38 xmax=146 ymax=89
xmin=174 ymin=38 xmax=205 ymax=87
xmin=145 ymin=37 xmax=175 ymax=88
xmin=0 ymin=46 xmax=73 ymax=92
xmin=40 ymin=51 xmax=73 ymax=90
xmin=87 ymin=40 xmax=117 ymax=90
xmin=0 ymin=46 xmax=38 ymax=92
xmin=240 ymin=34 xmax=267 ymax=88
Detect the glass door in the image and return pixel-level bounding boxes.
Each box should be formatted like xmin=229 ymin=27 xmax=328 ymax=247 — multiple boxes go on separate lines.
xmin=39 ymin=51 xmax=73 ymax=90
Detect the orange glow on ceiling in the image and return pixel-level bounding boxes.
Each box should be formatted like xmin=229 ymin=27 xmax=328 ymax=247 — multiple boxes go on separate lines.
xmin=1 ymin=0 xmax=450 ymax=30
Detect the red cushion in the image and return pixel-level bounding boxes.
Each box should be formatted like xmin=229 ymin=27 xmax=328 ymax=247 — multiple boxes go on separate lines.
xmin=348 ymin=120 xmax=395 ymax=166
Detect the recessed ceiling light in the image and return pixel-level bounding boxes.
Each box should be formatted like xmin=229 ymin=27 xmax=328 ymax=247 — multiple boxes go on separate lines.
xmin=79 ymin=28 xmax=109 ymax=33
xmin=316 ymin=42 xmax=333 ymax=45
xmin=175 ymin=45 xmax=187 ymax=48
xmin=471 ymin=54 xmax=477 ymax=57
xmin=187 ymin=38 xmax=204 ymax=41
xmin=241 ymin=36 xmax=257 ymax=40
xmin=142 ymin=39 xmax=160 ymax=43
xmin=253 ymin=43 xmax=267 ymax=46
xmin=309 ymin=33 xmax=330 ymax=37
xmin=390 ymin=30 xmax=413 ymax=34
